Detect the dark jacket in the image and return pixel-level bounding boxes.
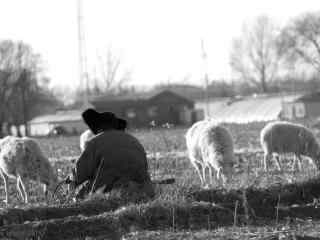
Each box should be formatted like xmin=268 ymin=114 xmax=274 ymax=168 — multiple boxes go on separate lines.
xmin=74 ymin=130 xmax=152 ymax=195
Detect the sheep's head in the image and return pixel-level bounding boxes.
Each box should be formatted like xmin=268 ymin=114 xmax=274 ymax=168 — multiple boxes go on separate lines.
xmin=44 ymin=174 xmax=60 ymax=200
xmin=221 ymin=164 xmax=234 ymax=184
xmin=39 ymin=158 xmax=59 ymax=195
xmin=219 ymin=155 xmax=237 ymax=185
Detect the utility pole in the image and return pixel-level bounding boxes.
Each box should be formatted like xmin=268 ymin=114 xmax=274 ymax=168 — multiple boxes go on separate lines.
xmin=77 ymin=0 xmax=89 ymax=107
xmin=201 ymin=39 xmax=210 ymax=118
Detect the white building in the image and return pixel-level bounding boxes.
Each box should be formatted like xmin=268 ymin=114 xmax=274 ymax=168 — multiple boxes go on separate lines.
xmin=195 ymin=93 xmax=302 ymax=124
xmin=28 ymin=110 xmax=88 ymax=136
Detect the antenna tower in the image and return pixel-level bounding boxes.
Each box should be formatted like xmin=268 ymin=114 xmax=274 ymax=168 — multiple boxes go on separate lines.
xmin=77 ymin=0 xmax=89 ymax=106
xmin=201 ymin=39 xmax=210 ymax=117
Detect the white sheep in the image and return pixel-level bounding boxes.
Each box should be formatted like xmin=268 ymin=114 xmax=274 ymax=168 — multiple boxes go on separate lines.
xmin=79 ymin=129 xmax=94 ymax=152
xmin=260 ymin=121 xmax=319 ymax=171
xmin=186 ymin=120 xmax=236 ymax=187
xmin=185 ymin=120 xmax=209 ymax=187
xmin=0 ymin=136 xmax=58 ymax=204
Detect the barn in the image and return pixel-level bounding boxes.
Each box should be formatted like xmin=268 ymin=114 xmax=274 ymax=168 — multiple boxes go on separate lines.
xmin=28 ymin=90 xmax=195 ymax=135
xmin=282 ymin=92 xmax=320 ymax=120
xmin=90 ymin=90 xmax=194 ymax=128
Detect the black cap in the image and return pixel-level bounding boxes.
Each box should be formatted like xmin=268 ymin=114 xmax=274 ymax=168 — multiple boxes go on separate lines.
xmin=82 ymin=108 xmax=127 ymax=134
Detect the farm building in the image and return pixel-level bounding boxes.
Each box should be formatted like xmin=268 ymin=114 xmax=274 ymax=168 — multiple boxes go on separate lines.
xmin=195 ymin=93 xmax=302 ymax=124
xmin=28 ymin=90 xmax=194 ymax=135
xmin=282 ymin=91 xmax=320 ymax=120
xmin=28 ymin=110 xmax=88 ymax=136
xmin=90 ymin=90 xmax=195 ymax=128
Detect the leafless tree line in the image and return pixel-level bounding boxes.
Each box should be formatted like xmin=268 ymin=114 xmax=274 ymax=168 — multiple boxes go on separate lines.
xmin=230 ymin=11 xmax=320 ymax=93
xmin=0 ymin=40 xmax=53 ymax=137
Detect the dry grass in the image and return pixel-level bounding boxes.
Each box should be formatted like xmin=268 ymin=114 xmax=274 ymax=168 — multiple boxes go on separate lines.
xmin=0 ymin=122 xmax=320 ymax=239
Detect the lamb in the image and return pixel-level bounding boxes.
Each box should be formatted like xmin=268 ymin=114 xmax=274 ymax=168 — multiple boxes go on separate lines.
xmin=186 ymin=120 xmax=236 ymax=187
xmin=79 ymin=129 xmax=94 ymax=152
xmin=260 ymin=121 xmax=320 ymax=171
xmin=0 ymin=136 xmax=58 ymax=204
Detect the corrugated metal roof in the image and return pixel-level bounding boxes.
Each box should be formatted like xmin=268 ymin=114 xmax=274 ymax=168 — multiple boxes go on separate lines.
xmin=29 ymin=110 xmax=82 ymax=124
xmin=196 ymin=94 xmax=302 ymax=124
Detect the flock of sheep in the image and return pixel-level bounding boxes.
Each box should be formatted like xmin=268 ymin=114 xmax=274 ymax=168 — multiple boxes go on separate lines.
xmin=186 ymin=120 xmax=320 ymax=188
xmin=0 ymin=119 xmax=319 ymax=205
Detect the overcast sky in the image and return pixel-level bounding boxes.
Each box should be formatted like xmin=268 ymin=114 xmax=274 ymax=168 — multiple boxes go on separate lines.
xmin=0 ymin=0 xmax=319 ymax=89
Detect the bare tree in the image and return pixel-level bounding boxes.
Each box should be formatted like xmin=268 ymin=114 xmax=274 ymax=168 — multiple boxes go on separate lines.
xmin=0 ymin=70 xmax=12 ymax=136
xmin=96 ymin=47 xmax=131 ymax=94
xmin=0 ymin=40 xmax=44 ymax=136
xmin=230 ymin=15 xmax=280 ymax=93
xmin=279 ymin=11 xmax=320 ymax=75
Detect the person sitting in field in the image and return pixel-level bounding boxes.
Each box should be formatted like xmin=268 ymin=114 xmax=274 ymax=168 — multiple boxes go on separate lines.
xmin=79 ymin=109 xmax=127 ymax=152
xmin=70 ymin=108 xmax=155 ymax=200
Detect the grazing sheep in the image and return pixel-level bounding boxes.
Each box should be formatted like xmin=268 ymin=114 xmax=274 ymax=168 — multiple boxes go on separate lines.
xmin=79 ymin=129 xmax=94 ymax=152
xmin=260 ymin=121 xmax=320 ymax=171
xmin=185 ymin=120 xmax=209 ymax=186
xmin=0 ymin=136 xmax=58 ymax=204
xmin=186 ymin=120 xmax=236 ymax=187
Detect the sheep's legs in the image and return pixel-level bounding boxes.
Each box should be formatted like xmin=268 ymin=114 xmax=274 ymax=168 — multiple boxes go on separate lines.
xmin=274 ymin=155 xmax=282 ymax=171
xmin=202 ymin=164 xmax=207 ymax=185
xmin=16 ymin=178 xmax=24 ymax=201
xmin=207 ymin=162 xmax=220 ymax=187
xmin=190 ymin=159 xmax=206 ymax=187
xmin=0 ymin=169 xmax=9 ymax=204
xmin=297 ymin=155 xmax=302 ymax=171
xmin=17 ymin=175 xmax=28 ymax=203
xmin=308 ymin=157 xmax=317 ymax=169
xmin=202 ymin=164 xmax=211 ymax=189
xmin=216 ymin=168 xmax=225 ymax=187
xmin=208 ymin=164 xmax=213 ymax=186
xmin=292 ymin=155 xmax=302 ymax=171
xmin=291 ymin=155 xmax=296 ymax=171
xmin=263 ymin=153 xmax=272 ymax=171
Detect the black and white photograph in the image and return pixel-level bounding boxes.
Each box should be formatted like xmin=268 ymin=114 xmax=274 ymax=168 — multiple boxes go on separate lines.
xmin=0 ymin=0 xmax=320 ymax=239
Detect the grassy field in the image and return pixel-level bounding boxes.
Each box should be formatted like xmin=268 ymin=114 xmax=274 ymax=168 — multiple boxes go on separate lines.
xmin=1 ymin=122 xmax=320 ymax=239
